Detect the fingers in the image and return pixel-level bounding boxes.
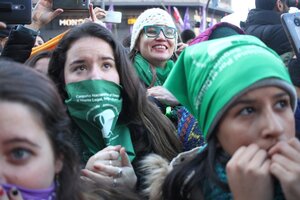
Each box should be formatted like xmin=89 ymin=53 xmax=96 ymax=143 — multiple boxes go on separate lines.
xmin=51 ymin=8 xmax=64 ymax=20
xmin=0 ymin=22 xmax=6 ymax=29
xmin=93 ymin=7 xmax=106 ymax=20
xmin=85 ymin=146 xmax=121 ymax=170
xmin=227 ymin=144 xmax=269 ymax=174
xmin=89 ymin=3 xmax=96 ymax=22
xmin=8 ymin=188 xmax=23 ymax=200
xmin=269 ymin=139 xmax=300 ymax=164
xmin=120 ymin=147 xmax=132 ymax=167
xmin=0 ymin=186 xmax=8 ymax=200
xmin=92 ymin=147 xmax=120 ymax=160
xmin=0 ymin=187 xmax=23 ymax=200
xmin=81 ymin=168 xmax=112 ymax=185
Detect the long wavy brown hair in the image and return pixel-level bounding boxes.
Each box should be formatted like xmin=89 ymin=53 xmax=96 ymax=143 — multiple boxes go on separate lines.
xmin=48 ymin=22 xmax=182 ymax=161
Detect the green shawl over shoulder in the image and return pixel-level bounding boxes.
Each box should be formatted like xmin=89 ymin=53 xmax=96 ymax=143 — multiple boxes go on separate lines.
xmin=133 ymin=53 xmax=174 ymax=87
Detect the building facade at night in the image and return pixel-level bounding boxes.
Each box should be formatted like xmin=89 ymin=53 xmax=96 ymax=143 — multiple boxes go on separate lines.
xmin=33 ymin=0 xmax=233 ymax=42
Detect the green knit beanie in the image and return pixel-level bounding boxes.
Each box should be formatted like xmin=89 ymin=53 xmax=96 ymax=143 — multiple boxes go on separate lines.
xmin=164 ymin=35 xmax=296 ymax=140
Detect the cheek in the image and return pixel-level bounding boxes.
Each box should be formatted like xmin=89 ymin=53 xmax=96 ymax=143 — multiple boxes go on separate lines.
xmin=5 ymin=163 xmax=56 ymax=189
xmin=284 ymin=111 xmax=296 ymax=138
xmin=107 ymin=69 xmax=120 ymax=85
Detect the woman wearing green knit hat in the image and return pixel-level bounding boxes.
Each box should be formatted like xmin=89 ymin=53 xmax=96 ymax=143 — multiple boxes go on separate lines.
xmin=161 ymin=35 xmax=300 ymax=199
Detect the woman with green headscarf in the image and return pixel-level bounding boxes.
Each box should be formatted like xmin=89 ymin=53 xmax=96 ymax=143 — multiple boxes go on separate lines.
xmin=157 ymin=35 xmax=300 ymax=199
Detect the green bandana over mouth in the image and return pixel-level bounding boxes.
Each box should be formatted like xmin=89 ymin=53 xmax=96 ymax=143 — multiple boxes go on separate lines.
xmin=164 ymin=35 xmax=296 ymax=140
xmin=65 ymin=80 xmax=135 ymax=161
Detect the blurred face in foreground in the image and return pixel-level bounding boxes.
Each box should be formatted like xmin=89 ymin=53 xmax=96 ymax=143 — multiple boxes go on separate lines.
xmin=0 ymin=101 xmax=63 ymax=189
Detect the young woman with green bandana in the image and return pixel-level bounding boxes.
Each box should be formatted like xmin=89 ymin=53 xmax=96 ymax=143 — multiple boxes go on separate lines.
xmin=157 ymin=35 xmax=300 ymax=199
xmin=48 ymin=22 xmax=182 ymax=191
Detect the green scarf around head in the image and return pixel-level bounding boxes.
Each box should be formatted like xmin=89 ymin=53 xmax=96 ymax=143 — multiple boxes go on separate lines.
xmin=65 ymin=80 xmax=135 ymax=161
xmin=164 ymin=35 xmax=296 ymax=140
xmin=133 ymin=53 xmax=174 ymax=87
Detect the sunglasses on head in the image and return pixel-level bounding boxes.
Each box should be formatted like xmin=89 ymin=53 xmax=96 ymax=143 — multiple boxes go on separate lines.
xmin=143 ymin=25 xmax=176 ymax=39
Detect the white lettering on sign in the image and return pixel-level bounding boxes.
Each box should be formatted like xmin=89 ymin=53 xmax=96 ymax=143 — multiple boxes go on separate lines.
xmin=59 ymin=19 xmax=85 ymax=26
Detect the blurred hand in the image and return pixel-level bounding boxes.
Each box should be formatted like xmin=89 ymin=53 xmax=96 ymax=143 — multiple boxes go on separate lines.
xmin=175 ymin=42 xmax=188 ymax=55
xmin=0 ymin=22 xmax=6 ymax=29
xmin=147 ymin=86 xmax=179 ymax=106
xmin=82 ymin=146 xmax=137 ymax=189
xmin=0 ymin=187 xmax=24 ymax=200
xmin=25 ymin=0 xmax=63 ymax=31
xmin=84 ymin=3 xmax=107 ymax=27
xmin=226 ymin=144 xmax=273 ymax=200
xmin=269 ymin=138 xmax=300 ymax=200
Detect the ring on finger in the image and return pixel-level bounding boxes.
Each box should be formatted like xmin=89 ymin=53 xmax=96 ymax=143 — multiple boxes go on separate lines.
xmin=117 ymin=168 xmax=123 ymax=178
xmin=112 ymin=178 xmax=117 ymax=187
xmin=109 ymin=159 xmax=112 ymax=166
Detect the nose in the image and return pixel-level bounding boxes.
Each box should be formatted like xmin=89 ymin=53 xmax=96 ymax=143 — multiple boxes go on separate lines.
xmin=88 ymin=65 xmax=103 ymax=80
xmin=261 ymin=109 xmax=284 ymax=140
xmin=156 ymin=30 xmax=166 ymax=39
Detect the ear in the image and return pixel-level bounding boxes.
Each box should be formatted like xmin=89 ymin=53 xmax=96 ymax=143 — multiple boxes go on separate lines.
xmin=276 ymin=0 xmax=284 ymax=12
xmin=54 ymin=155 xmax=64 ymax=173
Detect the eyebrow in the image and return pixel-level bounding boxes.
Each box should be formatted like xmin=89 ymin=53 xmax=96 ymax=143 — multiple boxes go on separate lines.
xmin=233 ymin=92 xmax=290 ymax=106
xmin=69 ymin=56 xmax=115 ymax=65
xmin=3 ymin=137 xmax=40 ymax=148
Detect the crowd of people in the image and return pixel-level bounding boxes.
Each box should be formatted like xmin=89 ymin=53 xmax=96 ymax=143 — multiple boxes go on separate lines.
xmin=1 ymin=0 xmax=300 ymax=199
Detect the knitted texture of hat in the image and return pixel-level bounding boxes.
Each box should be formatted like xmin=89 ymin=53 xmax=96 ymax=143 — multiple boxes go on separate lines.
xmin=164 ymin=35 xmax=296 ymax=139
xmin=130 ymin=8 xmax=176 ymax=51
xmin=255 ymin=0 xmax=277 ymax=10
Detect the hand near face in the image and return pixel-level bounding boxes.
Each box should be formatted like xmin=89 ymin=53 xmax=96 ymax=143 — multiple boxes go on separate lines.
xmin=82 ymin=146 xmax=137 ymax=189
xmin=226 ymin=144 xmax=273 ymax=200
xmin=0 ymin=187 xmax=24 ymax=200
xmin=269 ymin=138 xmax=300 ymax=200
xmin=26 ymin=0 xmax=63 ymax=31
xmin=147 ymin=86 xmax=179 ymax=106
xmin=84 ymin=3 xmax=106 ymax=27
xmin=175 ymin=42 xmax=188 ymax=55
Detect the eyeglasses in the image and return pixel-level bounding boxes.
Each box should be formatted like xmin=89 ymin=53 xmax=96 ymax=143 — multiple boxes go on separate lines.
xmin=143 ymin=25 xmax=176 ymax=39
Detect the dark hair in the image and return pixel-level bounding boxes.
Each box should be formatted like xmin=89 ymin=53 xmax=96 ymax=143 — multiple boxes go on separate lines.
xmin=162 ymin=134 xmax=230 ymax=200
xmin=48 ymin=22 xmax=182 ymax=161
xmin=255 ymin=0 xmax=287 ymax=10
xmin=25 ymin=50 xmax=52 ymax=68
xmin=0 ymin=60 xmax=85 ymax=200
xmin=180 ymin=29 xmax=196 ymax=43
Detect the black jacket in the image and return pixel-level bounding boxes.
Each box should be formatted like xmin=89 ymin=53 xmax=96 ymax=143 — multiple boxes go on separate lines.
xmin=242 ymin=9 xmax=292 ymax=55
xmin=1 ymin=25 xmax=37 ymax=63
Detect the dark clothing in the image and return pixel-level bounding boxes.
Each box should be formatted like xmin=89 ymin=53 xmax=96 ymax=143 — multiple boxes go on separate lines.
xmin=242 ymin=9 xmax=292 ymax=55
xmin=1 ymin=25 xmax=37 ymax=63
xmin=294 ymin=99 xmax=300 ymax=139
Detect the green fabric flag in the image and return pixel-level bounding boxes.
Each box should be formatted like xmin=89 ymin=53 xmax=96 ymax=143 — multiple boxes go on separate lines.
xmin=65 ymin=80 xmax=135 ymax=161
xmin=133 ymin=53 xmax=174 ymax=86
xmin=164 ymin=35 xmax=295 ymax=139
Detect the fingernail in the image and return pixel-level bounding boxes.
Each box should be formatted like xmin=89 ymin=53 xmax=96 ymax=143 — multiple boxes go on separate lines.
xmin=93 ymin=165 xmax=101 ymax=170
